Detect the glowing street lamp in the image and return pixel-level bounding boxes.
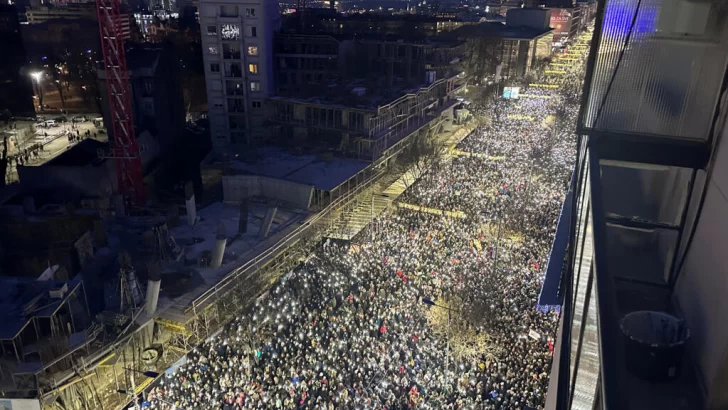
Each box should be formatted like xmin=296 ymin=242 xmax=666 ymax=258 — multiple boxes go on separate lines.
xmin=30 ymin=71 xmax=44 ymax=110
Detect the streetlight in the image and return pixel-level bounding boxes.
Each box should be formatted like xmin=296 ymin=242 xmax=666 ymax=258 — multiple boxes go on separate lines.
xmin=30 ymin=71 xmax=44 ymax=111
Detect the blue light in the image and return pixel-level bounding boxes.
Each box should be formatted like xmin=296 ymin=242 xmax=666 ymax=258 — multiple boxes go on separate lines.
xmin=602 ymin=0 xmax=657 ymax=38
xmin=41 ymin=56 xmax=47 ymax=60
xmin=87 ymin=49 xmax=92 ymax=53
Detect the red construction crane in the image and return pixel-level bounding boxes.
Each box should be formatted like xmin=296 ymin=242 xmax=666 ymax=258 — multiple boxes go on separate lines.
xmin=96 ymin=0 xmax=144 ymax=206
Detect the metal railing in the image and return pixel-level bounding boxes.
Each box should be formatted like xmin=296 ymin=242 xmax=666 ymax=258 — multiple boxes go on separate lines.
xmin=186 ymin=168 xmax=387 ymax=315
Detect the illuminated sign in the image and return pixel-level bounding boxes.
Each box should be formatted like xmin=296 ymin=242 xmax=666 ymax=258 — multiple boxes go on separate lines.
xmin=503 ymin=87 xmax=521 ymax=99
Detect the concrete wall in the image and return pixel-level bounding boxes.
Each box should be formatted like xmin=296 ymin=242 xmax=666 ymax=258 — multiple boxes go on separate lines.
xmin=222 ymin=174 xmax=313 ymax=209
xmin=506 ymin=8 xmax=552 ymax=31
xmin=675 ymin=118 xmax=728 ymax=408
xmin=17 ymin=162 xmax=116 ymax=199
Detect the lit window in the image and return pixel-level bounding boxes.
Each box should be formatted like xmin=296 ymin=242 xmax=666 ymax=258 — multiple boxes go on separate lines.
xmin=206 ymin=25 xmax=217 ymax=36
xmin=247 ymin=46 xmax=258 ymax=56
xmin=245 ymin=8 xmax=256 ymax=18
xmin=208 ymin=46 xmax=218 ymax=55
xmin=250 ymin=81 xmax=260 ymax=92
xmin=221 ymin=24 xmax=240 ymax=41
xmin=248 ymin=63 xmax=258 ymax=74
xmin=210 ymin=63 xmax=220 ymax=72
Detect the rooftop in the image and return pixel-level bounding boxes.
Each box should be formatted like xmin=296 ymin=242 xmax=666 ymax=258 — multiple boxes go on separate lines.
xmin=0 ymin=276 xmax=82 ymax=340
xmin=450 ymin=21 xmax=554 ymax=40
xmin=271 ymin=78 xmax=433 ymax=111
xmin=44 ymin=139 xmax=107 ymax=168
xmin=206 ymin=146 xmax=370 ymax=191
xmin=155 ymin=201 xmax=306 ymax=323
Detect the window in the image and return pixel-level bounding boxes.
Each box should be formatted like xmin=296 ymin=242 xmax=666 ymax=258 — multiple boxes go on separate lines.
xmin=250 ymin=81 xmax=260 ymax=92
xmin=221 ymin=24 xmax=240 ymax=40
xmin=248 ymin=63 xmax=258 ymax=74
xmin=228 ymin=98 xmax=245 ymax=113
xmin=220 ymin=5 xmax=238 ymax=17
xmin=226 ymin=81 xmax=245 ymax=95
xmin=224 ymin=62 xmax=242 ymax=78
xmin=206 ymin=25 xmax=217 ymax=36
xmin=252 ymin=100 xmax=262 ymax=109
xmin=213 ymin=102 xmax=224 ymax=108
xmin=245 ymin=8 xmax=256 ymax=17
xmin=208 ymin=46 xmax=218 ymax=55
xmin=229 ymin=116 xmax=245 ymax=129
xmin=210 ymin=63 xmax=220 ymax=72
xmin=223 ymin=43 xmax=240 ymax=59
xmin=247 ymin=46 xmax=258 ymax=56
xmin=250 ymin=26 xmax=257 ymax=37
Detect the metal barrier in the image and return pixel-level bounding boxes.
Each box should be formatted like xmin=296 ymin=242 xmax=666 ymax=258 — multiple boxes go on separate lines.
xmin=186 ymin=168 xmax=387 ymax=316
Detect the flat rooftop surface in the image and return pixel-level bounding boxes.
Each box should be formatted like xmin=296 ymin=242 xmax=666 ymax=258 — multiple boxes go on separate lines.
xmin=208 ymin=146 xmax=370 ymax=191
xmin=155 ymin=201 xmax=306 ymax=322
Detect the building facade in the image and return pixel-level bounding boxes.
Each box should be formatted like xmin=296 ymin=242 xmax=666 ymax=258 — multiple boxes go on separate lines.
xmin=0 ymin=5 xmax=35 ymax=117
xmin=547 ymin=0 xmax=728 ymax=408
xmin=268 ymin=75 xmax=460 ymax=161
xmin=24 ymin=3 xmax=97 ymax=24
xmin=199 ymin=0 xmax=280 ymax=146
xmin=98 ymin=45 xmax=185 ymax=156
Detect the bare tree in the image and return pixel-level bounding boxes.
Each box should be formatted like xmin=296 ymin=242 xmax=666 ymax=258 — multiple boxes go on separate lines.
xmin=424 ymin=296 xmax=491 ymax=363
xmin=398 ymin=131 xmax=440 ymax=189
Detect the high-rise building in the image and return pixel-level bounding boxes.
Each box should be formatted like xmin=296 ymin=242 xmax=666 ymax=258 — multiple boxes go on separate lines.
xmin=546 ymin=1 xmax=728 ymax=409
xmin=0 ymin=5 xmax=35 ymax=117
xmin=199 ymin=0 xmax=280 ymax=146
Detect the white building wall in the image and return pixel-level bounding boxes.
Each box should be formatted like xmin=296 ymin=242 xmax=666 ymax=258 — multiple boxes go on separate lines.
xmin=199 ymin=0 xmax=278 ymax=147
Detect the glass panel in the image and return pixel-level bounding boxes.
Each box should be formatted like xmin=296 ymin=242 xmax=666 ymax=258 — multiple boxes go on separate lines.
xmin=224 ymin=63 xmax=242 ymax=78
xmin=229 ymin=116 xmax=245 ymax=130
xmin=227 ymin=98 xmax=244 ymax=113
xmin=226 ymin=81 xmax=244 ymax=96
xmin=220 ymin=5 xmax=238 ymax=17
xmin=600 ymin=162 xmax=691 ymax=226
xmin=582 ymin=0 xmax=728 ymax=140
xmin=223 ymin=43 xmax=241 ymax=59
xmin=604 ymin=224 xmax=676 ymax=284
xmin=571 ymin=273 xmax=600 ymax=410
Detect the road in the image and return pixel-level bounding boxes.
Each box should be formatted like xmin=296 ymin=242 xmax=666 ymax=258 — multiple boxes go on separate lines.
xmin=4 ymin=119 xmax=108 ymax=184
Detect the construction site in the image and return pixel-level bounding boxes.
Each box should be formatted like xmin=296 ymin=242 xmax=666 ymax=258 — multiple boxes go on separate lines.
xmin=0 ymin=26 xmax=474 ymax=410
xmin=0 ymin=0 xmax=482 ymax=407
xmin=0 ymin=97 xmax=474 ymax=410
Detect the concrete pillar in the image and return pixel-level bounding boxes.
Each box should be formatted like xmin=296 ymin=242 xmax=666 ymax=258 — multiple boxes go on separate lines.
xmin=185 ymin=181 xmax=196 ymax=226
xmin=258 ymin=207 xmax=278 ymax=239
xmin=238 ymin=199 xmax=249 ymax=234
xmin=145 ymin=261 xmax=161 ymax=316
xmin=113 ymin=194 xmax=126 ymax=217
xmin=211 ymin=223 xmax=227 ymax=269
xmin=23 ymin=197 xmax=35 ymax=214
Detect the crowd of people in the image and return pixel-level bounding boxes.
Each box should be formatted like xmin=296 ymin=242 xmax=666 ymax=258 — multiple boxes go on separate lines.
xmin=144 ymin=47 xmax=588 ymax=410
xmin=7 ymin=143 xmax=44 ymax=166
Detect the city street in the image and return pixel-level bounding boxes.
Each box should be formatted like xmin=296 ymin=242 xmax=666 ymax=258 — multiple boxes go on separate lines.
xmin=4 ymin=118 xmax=107 ymax=184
